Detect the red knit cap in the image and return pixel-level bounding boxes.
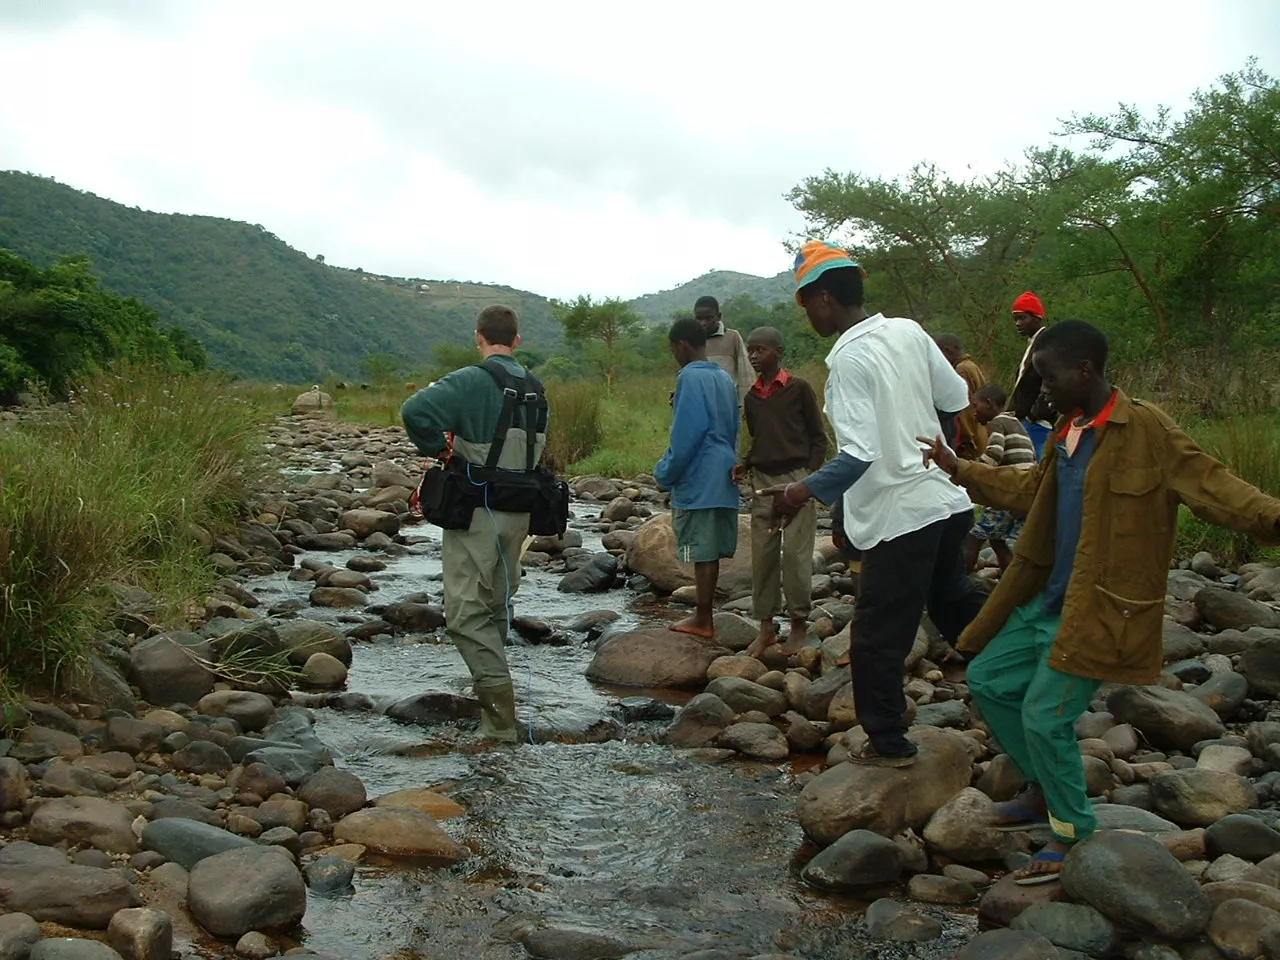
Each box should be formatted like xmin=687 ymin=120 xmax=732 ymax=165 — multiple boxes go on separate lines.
xmin=1011 ymin=292 xmax=1044 ymax=318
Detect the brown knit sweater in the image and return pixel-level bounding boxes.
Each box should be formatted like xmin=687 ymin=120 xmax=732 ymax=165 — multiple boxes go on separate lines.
xmin=742 ymin=374 xmax=829 ymax=474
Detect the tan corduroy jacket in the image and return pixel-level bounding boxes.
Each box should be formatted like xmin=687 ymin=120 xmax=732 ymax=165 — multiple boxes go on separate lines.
xmin=955 ymin=391 xmax=1280 ymax=685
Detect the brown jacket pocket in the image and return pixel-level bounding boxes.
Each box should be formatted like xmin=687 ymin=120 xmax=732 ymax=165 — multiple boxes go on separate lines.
xmin=1092 ymin=585 xmax=1165 ymax=676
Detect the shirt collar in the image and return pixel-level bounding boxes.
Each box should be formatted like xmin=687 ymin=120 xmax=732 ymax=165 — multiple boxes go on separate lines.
xmin=1056 ymin=389 xmax=1120 ymax=440
xmin=752 ymin=367 xmax=792 ymax=396
xmin=708 ymin=321 xmax=726 ymax=337
xmin=825 ymin=313 xmax=888 ymax=366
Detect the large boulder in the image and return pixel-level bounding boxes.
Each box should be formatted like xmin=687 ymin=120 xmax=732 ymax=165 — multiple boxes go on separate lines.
xmin=1208 ymin=898 xmax=1280 ymax=960
xmin=796 ymin=728 xmax=972 ymax=844
xmin=718 ymin=722 xmax=789 ymax=761
xmin=1149 ymin=769 xmax=1257 ymax=827
xmin=663 ymin=694 xmax=735 ymax=748
xmin=1060 ymin=830 xmax=1212 ymax=940
xmin=1196 ymin=587 xmax=1280 ymax=631
xmin=274 ymin=620 xmax=352 ymax=667
xmin=140 ymin=819 xmax=257 ymax=870
xmin=801 ymin=829 xmax=904 ymax=890
xmin=954 ymin=930 xmax=1058 ymax=960
xmin=0 ymin=862 xmax=139 ymax=928
xmin=107 ymin=907 xmax=173 ymax=960
xmin=585 ymin=628 xmax=728 ymax=689
xmin=187 ymin=847 xmax=306 ymax=939
xmin=332 ymin=808 xmax=469 ymax=865
xmin=703 ymin=677 xmax=787 ymax=716
xmin=297 ymin=767 xmax=367 ymax=819
xmin=29 ymin=797 xmax=138 ymax=854
xmin=339 ymin=509 xmax=400 ymax=540
xmin=196 ymin=691 xmax=275 ymax=732
xmin=625 ymin=513 xmax=754 ymax=595
xmin=291 ymin=389 xmax=331 ymax=415
xmin=1105 ymin=685 xmax=1225 ymax=751
xmin=1010 ymin=902 xmax=1119 ymax=957
xmin=923 ymin=788 xmax=1012 ymax=863
xmin=1238 ymin=638 xmax=1280 ymax=699
xmin=128 ymin=631 xmax=216 ymax=707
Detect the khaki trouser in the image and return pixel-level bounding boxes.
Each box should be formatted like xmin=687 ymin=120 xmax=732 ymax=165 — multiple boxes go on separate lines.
xmin=442 ymin=506 xmax=529 ymax=689
xmin=749 ymin=467 xmax=816 ymax=621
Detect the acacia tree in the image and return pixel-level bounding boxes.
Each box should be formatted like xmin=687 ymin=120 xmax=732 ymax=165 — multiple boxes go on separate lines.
xmin=551 ymin=295 xmax=645 ymax=387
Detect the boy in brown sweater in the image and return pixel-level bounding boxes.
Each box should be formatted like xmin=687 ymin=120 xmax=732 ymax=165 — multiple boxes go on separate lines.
xmin=732 ymin=327 xmax=828 ymax=656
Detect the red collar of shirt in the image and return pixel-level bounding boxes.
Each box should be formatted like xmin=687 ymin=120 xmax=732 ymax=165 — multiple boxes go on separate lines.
xmin=1056 ymin=389 xmax=1119 ymax=440
xmin=751 ymin=367 xmax=792 ymax=399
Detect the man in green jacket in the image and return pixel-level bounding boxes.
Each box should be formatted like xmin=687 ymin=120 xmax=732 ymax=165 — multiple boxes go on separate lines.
xmin=401 ymin=305 xmax=548 ymax=743
xmin=921 ymin=319 xmax=1280 ymax=884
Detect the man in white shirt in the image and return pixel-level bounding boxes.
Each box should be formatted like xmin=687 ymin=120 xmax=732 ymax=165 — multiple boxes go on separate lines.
xmin=762 ymin=241 xmax=987 ymax=767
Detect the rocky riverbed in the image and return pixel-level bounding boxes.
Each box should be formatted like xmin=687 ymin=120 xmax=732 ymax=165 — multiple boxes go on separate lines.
xmin=5 ymin=409 xmax=1280 ymax=960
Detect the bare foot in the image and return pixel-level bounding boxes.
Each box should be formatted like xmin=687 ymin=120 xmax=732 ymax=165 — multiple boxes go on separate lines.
xmin=778 ymin=617 xmax=808 ymax=656
xmin=746 ymin=620 xmax=779 ymax=659
xmin=669 ymin=615 xmax=716 ymax=640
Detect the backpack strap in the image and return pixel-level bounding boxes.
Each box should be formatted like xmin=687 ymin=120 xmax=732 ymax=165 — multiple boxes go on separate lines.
xmin=477 ymin=358 xmax=545 ymax=470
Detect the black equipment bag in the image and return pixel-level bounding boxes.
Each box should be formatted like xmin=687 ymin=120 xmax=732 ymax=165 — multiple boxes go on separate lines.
xmin=419 ymin=359 xmax=570 ymax=536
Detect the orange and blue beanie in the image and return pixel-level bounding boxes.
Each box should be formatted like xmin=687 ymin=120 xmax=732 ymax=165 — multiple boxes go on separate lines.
xmin=793 ymin=241 xmax=864 ymax=304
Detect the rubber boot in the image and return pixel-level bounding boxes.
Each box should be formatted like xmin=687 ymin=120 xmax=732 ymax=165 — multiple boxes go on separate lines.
xmin=475 ymin=681 xmax=519 ymax=743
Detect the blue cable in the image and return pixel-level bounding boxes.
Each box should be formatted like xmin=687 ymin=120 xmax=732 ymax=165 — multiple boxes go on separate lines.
xmin=466 ymin=464 xmax=535 ymax=745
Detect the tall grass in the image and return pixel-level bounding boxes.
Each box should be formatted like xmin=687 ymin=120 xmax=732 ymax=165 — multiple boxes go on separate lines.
xmin=0 ymin=365 xmax=263 ymax=689
xmin=543 ymin=380 xmax=602 ymax=472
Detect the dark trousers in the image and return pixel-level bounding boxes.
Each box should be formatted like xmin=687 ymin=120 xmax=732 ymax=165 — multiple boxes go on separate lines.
xmin=853 ymin=509 xmax=987 ymax=756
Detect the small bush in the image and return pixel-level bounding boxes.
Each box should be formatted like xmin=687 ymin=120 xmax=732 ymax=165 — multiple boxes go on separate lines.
xmin=0 ymin=364 xmax=263 ymax=687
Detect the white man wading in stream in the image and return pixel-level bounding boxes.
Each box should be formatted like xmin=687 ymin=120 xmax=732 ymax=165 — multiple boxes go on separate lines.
xmin=401 ymin=305 xmax=567 ymax=745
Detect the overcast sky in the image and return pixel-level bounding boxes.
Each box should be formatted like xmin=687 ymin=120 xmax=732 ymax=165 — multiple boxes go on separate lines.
xmin=1 ymin=1 xmax=1277 ymax=300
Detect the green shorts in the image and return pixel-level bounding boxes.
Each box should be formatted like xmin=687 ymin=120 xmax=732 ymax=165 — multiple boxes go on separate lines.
xmin=673 ymin=507 xmax=739 ymax=563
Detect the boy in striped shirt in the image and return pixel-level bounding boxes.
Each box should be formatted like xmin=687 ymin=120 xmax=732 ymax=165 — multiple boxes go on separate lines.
xmin=966 ymin=384 xmax=1037 ymax=573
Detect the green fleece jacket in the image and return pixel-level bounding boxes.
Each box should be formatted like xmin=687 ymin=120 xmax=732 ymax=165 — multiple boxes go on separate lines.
xmin=400 ymin=355 xmax=548 ymax=470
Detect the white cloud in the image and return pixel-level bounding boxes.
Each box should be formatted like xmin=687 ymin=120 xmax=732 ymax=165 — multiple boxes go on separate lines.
xmin=0 ymin=0 xmax=1276 ymax=299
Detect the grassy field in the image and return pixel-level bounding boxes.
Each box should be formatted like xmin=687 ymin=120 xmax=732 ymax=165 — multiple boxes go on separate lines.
xmin=0 ymin=366 xmax=264 ymax=696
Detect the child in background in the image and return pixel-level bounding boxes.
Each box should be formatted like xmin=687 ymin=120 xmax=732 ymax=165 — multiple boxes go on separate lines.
xmin=965 ymin=383 xmax=1037 ymax=572
xmin=732 ymin=327 xmax=828 ymax=658
xmin=655 ymin=318 xmax=741 ymax=639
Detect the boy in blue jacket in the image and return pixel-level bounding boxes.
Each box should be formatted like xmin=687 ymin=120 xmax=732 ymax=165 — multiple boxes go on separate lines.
xmin=655 ymin=317 xmax=741 ymax=639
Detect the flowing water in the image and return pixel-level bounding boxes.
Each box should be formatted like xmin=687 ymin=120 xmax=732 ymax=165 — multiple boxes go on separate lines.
xmin=239 ymin=453 xmax=977 ymax=959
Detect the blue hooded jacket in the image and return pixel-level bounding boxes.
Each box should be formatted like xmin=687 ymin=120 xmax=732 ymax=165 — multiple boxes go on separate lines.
xmin=654 ymin=360 xmax=740 ymax=510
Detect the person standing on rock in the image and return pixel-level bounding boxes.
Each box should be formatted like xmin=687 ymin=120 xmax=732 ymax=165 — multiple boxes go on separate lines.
xmin=695 ymin=296 xmax=755 ymax=401
xmin=731 ymin=326 xmax=828 ymax=658
xmin=919 ymin=319 xmax=1280 ymax=884
xmin=761 ymin=241 xmax=987 ymax=767
xmin=655 ymin=317 xmax=740 ymax=639
xmin=1010 ymin=292 xmax=1057 ymax=458
xmin=400 ymin=305 xmax=547 ymax=744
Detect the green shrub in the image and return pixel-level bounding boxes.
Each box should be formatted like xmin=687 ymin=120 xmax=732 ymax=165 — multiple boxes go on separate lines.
xmin=0 ymin=364 xmax=262 ymax=688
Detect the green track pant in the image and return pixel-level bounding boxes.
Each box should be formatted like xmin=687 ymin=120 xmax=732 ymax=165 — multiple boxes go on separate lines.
xmin=966 ymin=597 xmax=1101 ymax=844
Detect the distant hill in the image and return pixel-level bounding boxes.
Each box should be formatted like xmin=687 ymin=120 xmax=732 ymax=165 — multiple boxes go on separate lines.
xmin=0 ymin=172 xmax=562 ymax=382
xmin=629 ymin=269 xmax=794 ymax=323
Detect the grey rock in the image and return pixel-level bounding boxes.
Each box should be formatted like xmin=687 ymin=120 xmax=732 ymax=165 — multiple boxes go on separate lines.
xmin=1164 ymin=621 xmax=1208 ymax=661
xmin=1196 ymin=586 xmax=1280 ymax=631
xmin=954 ymin=929 xmax=1058 ymax=960
xmin=172 ymin=740 xmax=233 ymax=775
xmin=0 ymin=842 xmax=67 ymax=869
xmin=801 ymin=668 xmax=848 ymax=722
xmin=704 ymin=676 xmax=787 ymax=717
xmin=1091 ymin=803 xmax=1180 ymax=832
xmin=801 ymin=829 xmax=904 ymax=890
xmin=1060 ymin=830 xmax=1211 ymax=940
xmin=1206 ymin=814 xmax=1280 ymax=862
xmin=557 ymin=553 xmax=619 ymax=594
xmin=197 ymin=691 xmax=275 ymax=732
xmin=297 ymin=767 xmax=366 ymax=819
xmin=141 ymin=818 xmax=257 ymax=870
xmin=147 ymin=797 xmax=220 ymax=827
xmin=384 ymin=691 xmax=480 ymax=724
xmin=1011 ymin=902 xmax=1120 ymax=956
xmin=29 ymin=797 xmax=139 ymax=854
xmin=233 ymin=932 xmax=277 ymax=960
xmin=275 ymin=620 xmax=352 ymax=667
xmin=923 ymin=787 xmax=1011 ymax=863
xmin=29 ymin=942 xmax=123 ymax=960
xmin=303 ymin=856 xmax=355 ymax=894
xmin=0 ymin=863 xmax=140 ymax=929
xmin=300 ymin=653 xmax=347 ymax=689
xmin=0 ymin=757 xmax=29 ymax=811
xmin=1208 ymin=897 xmax=1280 ymax=960
xmin=908 ymin=873 xmax=976 ymax=904
xmin=914 ymin=700 xmax=971 ymax=729
xmin=520 ymin=927 xmax=634 ymax=960
xmin=1150 ymin=769 xmax=1257 ymax=827
xmin=0 ymin=913 xmax=41 ymax=960
xmin=243 ymin=746 xmax=323 ymax=786
xmin=1238 ymin=638 xmax=1280 ymax=699
xmin=863 ymin=898 xmax=943 ymax=941
xmin=228 ymin=762 xmax=286 ymax=799
xmin=187 ymin=847 xmax=306 ymax=938
xmin=107 ymin=907 xmax=172 ymax=960
xmin=1190 ymin=670 xmax=1249 ymax=718
xmin=104 ymin=718 xmax=164 ymax=757
xmin=128 ymin=632 xmax=216 ymax=707
xmin=664 ymin=694 xmax=735 ymax=748
xmin=718 ymin=722 xmax=789 ymax=761
xmin=1106 ymin=685 xmax=1225 ymax=752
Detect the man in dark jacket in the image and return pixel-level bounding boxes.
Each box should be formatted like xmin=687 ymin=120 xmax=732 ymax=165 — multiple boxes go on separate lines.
xmin=1010 ymin=292 xmax=1056 ymax=457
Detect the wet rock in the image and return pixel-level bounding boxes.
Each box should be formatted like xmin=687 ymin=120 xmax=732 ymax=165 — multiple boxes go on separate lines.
xmin=954 ymin=929 xmax=1058 ymax=960
xmin=29 ymin=942 xmax=123 ymax=960
xmin=1106 ymin=685 xmax=1225 ymax=751
xmin=128 ymin=632 xmax=216 ymax=707
xmin=232 ymin=932 xmax=277 ymax=960
xmin=385 ymin=691 xmax=481 ymax=724
xmin=1206 ymin=815 xmax=1280 ymax=861
xmin=558 ymin=554 xmax=619 ymax=594
xmin=173 ymin=740 xmax=233 ymax=775
xmin=187 ymin=847 xmax=306 ymax=938
xmin=1010 ymin=902 xmax=1119 ymax=956
xmin=304 ymin=856 xmax=355 ymax=894
xmin=107 ymin=907 xmax=172 ymax=960
xmin=197 ymin=691 xmax=275 ymax=732
xmin=243 ymin=746 xmax=323 ymax=786
xmin=782 ymin=712 xmax=824 ymax=753
xmin=297 ymin=767 xmax=366 ymax=820
xmin=863 ymin=898 xmax=943 ymax=941
xmin=520 ymin=926 xmax=635 ymax=960
xmin=378 ymin=602 xmax=446 ymax=632
xmin=0 ymin=862 xmax=139 ymax=928
xmin=718 ymin=722 xmax=788 ymax=761
xmin=797 ymin=728 xmax=971 ymax=844
xmin=612 ymin=698 xmax=675 ymax=722
xmin=663 ymin=694 xmax=735 ymax=748
xmin=908 ymin=873 xmax=976 ymax=904
xmin=1208 ymin=898 xmax=1280 ymax=960
xmin=800 ymin=829 xmax=903 ymax=890
xmin=29 ymin=797 xmax=139 ymax=853
xmin=251 ymin=798 xmax=307 ymax=833
xmin=309 ymin=586 xmax=367 ymax=608
xmin=141 ymin=819 xmax=257 ymax=870
xmin=923 ymin=787 xmax=1012 ymax=862
xmin=1196 ymin=586 xmax=1279 ymax=631
xmin=373 ymin=788 xmax=465 ymax=821
xmin=300 ymin=653 xmax=348 ymax=688
xmin=563 ymin=610 xmax=621 ymax=635
xmin=332 ymin=808 xmax=468 ymax=864
xmin=1060 ymin=830 xmax=1212 ymax=940
xmin=706 ymin=655 xmax=768 ymax=683
xmin=977 ymin=872 xmax=1070 ymax=928
xmin=1149 ymin=769 xmax=1256 ymax=826
xmin=704 ymin=677 xmax=787 ymax=717
xmin=585 ymin=628 xmax=728 ymax=689
xmin=800 ymin=669 xmax=848 ymax=723
xmin=275 ymin=620 xmax=352 ymax=667
xmin=0 ymin=913 xmax=41 ymax=959
xmin=339 ymin=508 xmax=399 ymax=539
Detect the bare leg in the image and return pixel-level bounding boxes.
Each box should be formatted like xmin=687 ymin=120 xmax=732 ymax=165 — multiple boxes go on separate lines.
xmin=671 ymin=561 xmax=719 ymax=638
xmin=779 ymin=616 xmax=809 ymax=655
xmin=746 ymin=619 xmax=779 ymax=658
xmin=992 ymin=539 xmax=1014 ymax=571
xmin=964 ymin=534 xmax=984 ymax=573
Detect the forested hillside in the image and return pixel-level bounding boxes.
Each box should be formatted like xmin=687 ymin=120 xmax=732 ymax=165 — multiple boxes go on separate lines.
xmin=629 ymin=269 xmax=793 ymax=323
xmin=0 ymin=172 xmax=561 ymax=381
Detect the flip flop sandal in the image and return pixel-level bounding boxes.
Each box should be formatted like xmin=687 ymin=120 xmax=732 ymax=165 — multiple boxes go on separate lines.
xmin=1013 ymin=849 xmax=1066 ymax=886
xmin=991 ymin=801 xmax=1051 ymax=832
xmin=852 ymin=742 xmax=917 ymax=768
